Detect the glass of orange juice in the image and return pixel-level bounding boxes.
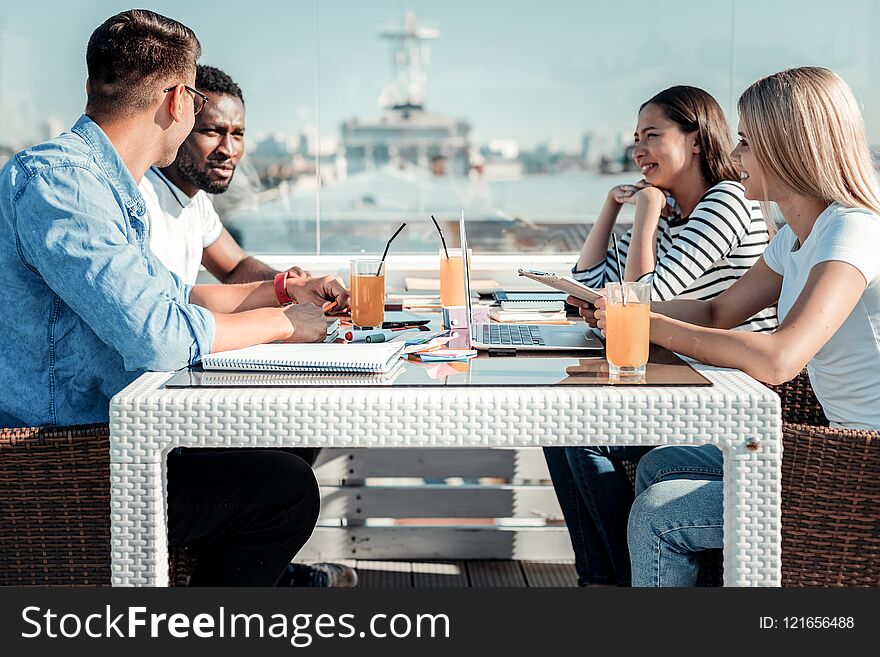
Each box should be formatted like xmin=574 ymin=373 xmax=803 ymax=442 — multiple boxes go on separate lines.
xmin=350 ymin=259 xmax=385 ymax=329
xmin=439 ymin=248 xmax=471 ymax=307
xmin=605 ymin=281 xmax=651 ymax=378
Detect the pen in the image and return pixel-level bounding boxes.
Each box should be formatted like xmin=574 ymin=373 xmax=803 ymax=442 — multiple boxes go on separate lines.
xmin=322 ymin=300 xmax=338 ymax=314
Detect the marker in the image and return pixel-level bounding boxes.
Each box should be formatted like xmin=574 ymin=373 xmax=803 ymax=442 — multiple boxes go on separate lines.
xmin=344 ymin=327 xmax=419 ymax=342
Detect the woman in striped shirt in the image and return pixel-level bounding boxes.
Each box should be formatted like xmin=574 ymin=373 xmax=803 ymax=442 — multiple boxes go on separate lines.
xmin=545 ymin=85 xmax=777 ymax=587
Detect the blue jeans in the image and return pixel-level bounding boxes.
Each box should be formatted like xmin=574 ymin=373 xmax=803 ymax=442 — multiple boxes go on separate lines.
xmin=627 ymin=444 xmax=724 ymax=587
xmin=543 ymin=446 xmax=654 ymax=586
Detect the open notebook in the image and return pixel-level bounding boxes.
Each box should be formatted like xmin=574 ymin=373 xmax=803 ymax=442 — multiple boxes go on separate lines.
xmin=200 ymin=342 xmax=406 ymax=373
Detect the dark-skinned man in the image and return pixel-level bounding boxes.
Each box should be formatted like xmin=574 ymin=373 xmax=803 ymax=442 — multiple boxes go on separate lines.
xmin=139 ymin=64 xmax=356 ymax=588
xmin=140 ymin=64 xmax=312 ymax=286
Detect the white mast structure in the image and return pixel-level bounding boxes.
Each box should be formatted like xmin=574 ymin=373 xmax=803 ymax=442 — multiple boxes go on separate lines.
xmin=340 ymin=11 xmax=470 ymax=176
xmin=378 ymin=11 xmax=439 ymax=111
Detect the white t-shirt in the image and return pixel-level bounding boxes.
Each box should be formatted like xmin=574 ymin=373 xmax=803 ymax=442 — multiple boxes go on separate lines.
xmin=763 ymin=203 xmax=880 ymax=430
xmin=139 ymin=167 xmax=224 ymax=285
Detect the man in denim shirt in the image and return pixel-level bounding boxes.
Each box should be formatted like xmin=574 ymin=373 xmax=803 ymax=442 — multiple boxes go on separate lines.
xmin=0 ymin=9 xmax=349 ymax=586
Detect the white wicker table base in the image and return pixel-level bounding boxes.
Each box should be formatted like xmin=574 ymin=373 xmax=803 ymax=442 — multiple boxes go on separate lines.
xmin=110 ymin=366 xmax=781 ymax=587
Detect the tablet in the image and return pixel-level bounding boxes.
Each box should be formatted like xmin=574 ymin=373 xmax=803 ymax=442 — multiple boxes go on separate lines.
xmin=517 ymin=269 xmax=604 ymax=304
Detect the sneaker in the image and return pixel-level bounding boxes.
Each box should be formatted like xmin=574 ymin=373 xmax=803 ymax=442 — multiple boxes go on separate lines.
xmin=283 ymin=562 xmax=358 ymax=587
xmin=308 ymin=562 xmax=358 ymax=587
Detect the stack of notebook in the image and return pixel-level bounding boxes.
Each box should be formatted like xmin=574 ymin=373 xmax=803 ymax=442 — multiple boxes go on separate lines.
xmin=488 ymin=306 xmax=568 ymax=324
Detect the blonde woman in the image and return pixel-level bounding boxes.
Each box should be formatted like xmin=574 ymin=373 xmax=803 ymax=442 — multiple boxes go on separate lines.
xmin=588 ymin=67 xmax=880 ymax=586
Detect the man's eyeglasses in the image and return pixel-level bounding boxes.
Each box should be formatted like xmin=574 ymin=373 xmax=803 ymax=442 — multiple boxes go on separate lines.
xmin=163 ymin=84 xmax=209 ymax=115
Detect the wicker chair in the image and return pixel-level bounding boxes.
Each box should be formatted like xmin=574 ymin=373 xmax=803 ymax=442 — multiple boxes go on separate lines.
xmin=0 ymin=424 xmax=111 ymax=586
xmin=771 ymin=371 xmax=880 ymax=586
xmin=0 ymin=423 xmax=192 ymax=586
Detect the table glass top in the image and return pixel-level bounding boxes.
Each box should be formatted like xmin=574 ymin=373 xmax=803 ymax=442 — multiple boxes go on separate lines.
xmin=165 ymin=343 xmax=711 ymax=389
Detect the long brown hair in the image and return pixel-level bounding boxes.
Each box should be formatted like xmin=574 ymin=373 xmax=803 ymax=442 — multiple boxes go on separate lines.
xmin=641 ymin=86 xmax=739 ymax=188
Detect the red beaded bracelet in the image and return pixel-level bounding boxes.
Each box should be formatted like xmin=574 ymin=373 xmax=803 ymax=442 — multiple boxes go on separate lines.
xmin=274 ymin=271 xmax=295 ymax=306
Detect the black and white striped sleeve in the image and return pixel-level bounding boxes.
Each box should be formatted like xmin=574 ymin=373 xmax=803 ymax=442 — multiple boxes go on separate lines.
xmin=641 ymin=184 xmax=752 ymax=301
xmin=571 ymin=229 xmax=630 ymax=287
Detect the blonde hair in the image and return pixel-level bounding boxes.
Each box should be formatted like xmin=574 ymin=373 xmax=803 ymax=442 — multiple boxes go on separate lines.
xmin=738 ymin=67 xmax=880 ymax=217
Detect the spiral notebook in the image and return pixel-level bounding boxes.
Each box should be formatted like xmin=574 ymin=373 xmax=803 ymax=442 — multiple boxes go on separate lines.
xmin=166 ymin=361 xmax=407 ymax=388
xmin=200 ymin=342 xmax=406 ymax=373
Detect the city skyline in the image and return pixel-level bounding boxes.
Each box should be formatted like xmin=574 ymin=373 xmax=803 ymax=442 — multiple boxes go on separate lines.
xmin=1 ymin=0 xmax=879 ymax=150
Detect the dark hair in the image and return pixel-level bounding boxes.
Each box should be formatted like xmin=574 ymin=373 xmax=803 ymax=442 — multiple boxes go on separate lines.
xmin=640 ymin=86 xmax=739 ymax=187
xmin=86 ymin=9 xmax=201 ymax=118
xmin=196 ymin=65 xmax=244 ymax=105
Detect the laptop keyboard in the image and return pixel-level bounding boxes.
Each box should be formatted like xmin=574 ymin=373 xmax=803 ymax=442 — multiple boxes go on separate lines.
xmin=480 ymin=324 xmax=545 ymax=346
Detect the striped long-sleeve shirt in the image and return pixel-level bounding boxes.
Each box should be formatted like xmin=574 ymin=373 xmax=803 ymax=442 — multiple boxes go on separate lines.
xmin=573 ymin=180 xmax=778 ymax=332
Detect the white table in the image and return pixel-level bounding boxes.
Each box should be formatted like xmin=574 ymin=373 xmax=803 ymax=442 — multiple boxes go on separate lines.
xmin=109 ymin=364 xmax=781 ymax=586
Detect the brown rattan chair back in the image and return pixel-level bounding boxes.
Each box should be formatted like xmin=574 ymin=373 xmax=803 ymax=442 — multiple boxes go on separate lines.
xmin=0 ymin=424 xmax=192 ymax=587
xmin=769 ymin=371 xmax=879 ymax=586
xmin=769 ymin=370 xmax=829 ymax=427
xmin=0 ymin=424 xmax=111 ymax=586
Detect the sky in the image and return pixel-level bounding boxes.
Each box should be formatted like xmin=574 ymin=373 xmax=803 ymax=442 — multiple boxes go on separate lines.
xmin=1 ymin=0 xmax=879 ymax=149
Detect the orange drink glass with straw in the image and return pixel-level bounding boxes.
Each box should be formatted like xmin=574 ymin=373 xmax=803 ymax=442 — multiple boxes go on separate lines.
xmin=605 ymin=281 xmax=651 ymax=378
xmin=439 ymin=248 xmax=471 ymax=307
xmin=349 ymin=221 xmax=407 ymax=330
xmin=350 ymin=259 xmax=385 ymax=329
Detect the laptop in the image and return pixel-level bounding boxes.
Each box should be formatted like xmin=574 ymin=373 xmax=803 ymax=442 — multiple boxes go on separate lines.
xmin=458 ymin=213 xmax=604 ymax=352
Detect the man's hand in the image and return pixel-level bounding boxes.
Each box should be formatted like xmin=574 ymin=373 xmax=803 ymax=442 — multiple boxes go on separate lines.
xmin=286 ymin=274 xmax=350 ymax=313
xmin=281 ymin=303 xmax=327 ymax=343
xmin=286 ymin=265 xmax=311 ymax=280
xmin=567 ymin=294 xmax=600 ymax=327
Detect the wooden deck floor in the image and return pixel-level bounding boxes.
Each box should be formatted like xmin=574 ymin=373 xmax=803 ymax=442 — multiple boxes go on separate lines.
xmin=331 ymin=560 xmax=578 ymax=587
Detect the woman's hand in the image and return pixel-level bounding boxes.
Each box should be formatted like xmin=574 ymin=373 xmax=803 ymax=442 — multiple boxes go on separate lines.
xmin=631 ymin=183 xmax=668 ymax=214
xmin=608 ymin=180 xmax=650 ymax=205
xmin=609 ymin=180 xmax=669 ymax=209
xmin=567 ymin=294 xmax=603 ymax=328
xmin=593 ymin=296 xmax=607 ymax=337
xmin=608 ymin=182 xmax=643 ymax=206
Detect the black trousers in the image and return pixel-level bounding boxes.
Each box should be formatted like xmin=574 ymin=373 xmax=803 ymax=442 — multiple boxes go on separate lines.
xmin=167 ymin=448 xmax=320 ymax=586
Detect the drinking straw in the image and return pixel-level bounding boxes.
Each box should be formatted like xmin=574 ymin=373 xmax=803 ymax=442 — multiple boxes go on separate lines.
xmin=611 ymin=232 xmax=626 ymax=306
xmin=378 ymin=222 xmax=407 ymax=276
xmin=431 ymin=215 xmax=449 ymax=259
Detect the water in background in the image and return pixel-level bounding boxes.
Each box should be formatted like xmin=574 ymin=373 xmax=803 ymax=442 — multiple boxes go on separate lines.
xmin=217 ymin=168 xmax=637 ymax=255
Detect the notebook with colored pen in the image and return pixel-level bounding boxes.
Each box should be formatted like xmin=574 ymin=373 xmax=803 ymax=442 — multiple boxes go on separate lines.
xmin=200 ymin=342 xmax=405 ymax=373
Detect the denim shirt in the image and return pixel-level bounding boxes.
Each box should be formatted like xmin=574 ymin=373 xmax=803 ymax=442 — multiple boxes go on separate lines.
xmin=0 ymin=115 xmax=215 ymax=428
